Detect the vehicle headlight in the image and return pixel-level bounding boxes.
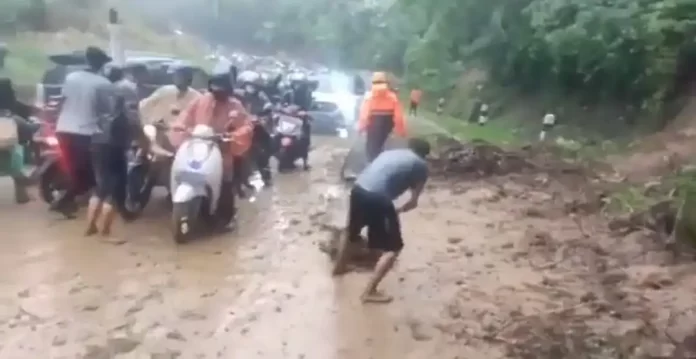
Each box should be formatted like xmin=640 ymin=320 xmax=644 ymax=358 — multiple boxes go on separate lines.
xmin=45 ymin=136 xmax=59 ymax=146
xmin=278 ymin=121 xmax=298 ymax=133
xmin=143 ymin=124 xmax=156 ymax=140
xmin=191 ymin=142 xmax=210 ymax=162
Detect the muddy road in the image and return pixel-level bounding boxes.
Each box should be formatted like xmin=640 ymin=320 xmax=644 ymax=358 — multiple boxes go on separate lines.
xmin=0 ymin=134 xmax=695 ymax=358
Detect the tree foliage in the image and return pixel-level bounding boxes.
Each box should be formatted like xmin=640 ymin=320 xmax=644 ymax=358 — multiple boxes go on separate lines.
xmin=146 ymin=0 xmax=696 ymax=111
xmin=6 ymin=0 xmax=696 ymax=112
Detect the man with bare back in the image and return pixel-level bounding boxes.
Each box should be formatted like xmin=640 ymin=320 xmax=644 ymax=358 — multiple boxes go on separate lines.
xmin=333 ymin=138 xmax=431 ymax=304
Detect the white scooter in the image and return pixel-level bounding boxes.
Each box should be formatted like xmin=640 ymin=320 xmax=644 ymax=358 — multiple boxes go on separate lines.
xmin=170 ymin=124 xmax=237 ymax=243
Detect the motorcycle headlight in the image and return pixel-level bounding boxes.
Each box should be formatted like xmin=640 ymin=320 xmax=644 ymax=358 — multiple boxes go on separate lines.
xmin=191 ymin=142 xmax=210 ymax=162
xmin=45 ymin=136 xmax=59 ymax=146
xmin=143 ymin=124 xmax=157 ymax=140
xmin=278 ymin=121 xmax=298 ymax=133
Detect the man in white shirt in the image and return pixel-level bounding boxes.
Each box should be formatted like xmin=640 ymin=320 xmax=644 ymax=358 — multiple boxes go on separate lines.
xmin=138 ymin=65 xmax=201 ymax=126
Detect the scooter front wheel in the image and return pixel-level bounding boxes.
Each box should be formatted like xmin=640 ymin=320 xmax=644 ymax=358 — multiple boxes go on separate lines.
xmin=122 ymin=165 xmax=154 ymax=221
xmin=172 ymin=197 xmax=202 ymax=244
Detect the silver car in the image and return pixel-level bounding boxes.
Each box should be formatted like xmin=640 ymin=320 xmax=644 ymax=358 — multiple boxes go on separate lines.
xmin=308 ymin=72 xmax=366 ymax=135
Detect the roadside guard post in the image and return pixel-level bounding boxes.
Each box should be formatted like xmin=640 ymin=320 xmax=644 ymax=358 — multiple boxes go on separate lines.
xmin=108 ymin=8 xmax=125 ymax=66
xmin=539 ymin=113 xmax=556 ymax=141
xmin=477 ymin=103 xmax=489 ymax=126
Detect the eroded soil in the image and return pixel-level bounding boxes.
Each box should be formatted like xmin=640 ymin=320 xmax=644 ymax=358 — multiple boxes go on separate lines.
xmin=0 ymin=136 xmax=693 ymax=358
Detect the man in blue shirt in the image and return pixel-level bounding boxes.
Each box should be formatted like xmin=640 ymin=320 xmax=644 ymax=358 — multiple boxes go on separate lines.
xmin=333 ymin=137 xmax=431 ymax=304
xmin=52 ymin=46 xmax=112 ymax=217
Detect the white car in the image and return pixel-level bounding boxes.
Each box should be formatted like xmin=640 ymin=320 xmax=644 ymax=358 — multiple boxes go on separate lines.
xmin=309 ymin=71 xmax=366 ymax=134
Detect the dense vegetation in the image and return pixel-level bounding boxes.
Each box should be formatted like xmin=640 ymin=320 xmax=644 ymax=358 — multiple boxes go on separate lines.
xmin=165 ymin=0 xmax=696 ymax=117
xmin=5 ymin=0 xmax=696 ymax=119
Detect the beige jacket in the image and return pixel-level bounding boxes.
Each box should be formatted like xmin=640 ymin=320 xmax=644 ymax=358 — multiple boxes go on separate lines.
xmin=138 ymin=85 xmax=201 ymax=124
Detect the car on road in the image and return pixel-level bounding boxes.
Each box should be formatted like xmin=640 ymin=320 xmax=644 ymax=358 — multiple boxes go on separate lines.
xmin=34 ymin=50 xmax=208 ymax=122
xmin=308 ymin=71 xmax=366 ymax=135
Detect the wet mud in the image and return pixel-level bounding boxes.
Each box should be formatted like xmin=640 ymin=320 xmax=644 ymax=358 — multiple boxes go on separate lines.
xmin=0 ymin=136 xmax=694 ymax=358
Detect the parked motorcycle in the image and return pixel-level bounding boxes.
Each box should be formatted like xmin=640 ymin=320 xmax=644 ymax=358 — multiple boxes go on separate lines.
xmin=170 ymin=124 xmax=237 ymax=243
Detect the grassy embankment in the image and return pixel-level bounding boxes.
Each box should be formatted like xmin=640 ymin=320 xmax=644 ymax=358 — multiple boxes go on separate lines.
xmin=409 ymin=78 xmax=696 ymax=216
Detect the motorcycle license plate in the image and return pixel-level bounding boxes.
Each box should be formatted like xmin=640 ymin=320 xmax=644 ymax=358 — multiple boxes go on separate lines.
xmin=175 ymin=171 xmax=207 ymax=186
xmin=281 ymin=137 xmax=293 ymax=147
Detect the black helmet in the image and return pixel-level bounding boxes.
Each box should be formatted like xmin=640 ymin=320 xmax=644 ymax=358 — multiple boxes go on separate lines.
xmin=208 ymin=72 xmax=232 ymax=93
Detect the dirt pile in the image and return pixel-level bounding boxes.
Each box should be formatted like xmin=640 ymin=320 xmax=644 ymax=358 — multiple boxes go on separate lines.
xmin=428 ymin=138 xmax=534 ymax=179
xmin=435 ymin=181 xmax=696 ymax=359
xmin=427 ymin=136 xmax=602 ymax=182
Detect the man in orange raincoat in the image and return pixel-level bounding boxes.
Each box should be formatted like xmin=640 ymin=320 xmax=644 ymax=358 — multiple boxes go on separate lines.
xmin=358 ymin=72 xmax=406 ymax=162
xmin=170 ymin=73 xmax=253 ymax=199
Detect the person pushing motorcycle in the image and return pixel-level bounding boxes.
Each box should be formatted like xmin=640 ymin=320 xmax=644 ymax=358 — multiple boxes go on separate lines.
xmin=139 ymin=65 xmax=201 ymax=126
xmin=169 ymin=73 xmax=253 ymax=221
xmin=357 ymin=72 xmax=406 ymax=162
xmin=282 ymin=72 xmax=313 ymax=169
xmin=236 ymin=70 xmax=274 ymax=186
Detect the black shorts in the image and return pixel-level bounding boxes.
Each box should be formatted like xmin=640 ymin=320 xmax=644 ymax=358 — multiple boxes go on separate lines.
xmin=91 ymin=143 xmax=127 ymax=205
xmin=347 ymin=185 xmax=403 ymax=252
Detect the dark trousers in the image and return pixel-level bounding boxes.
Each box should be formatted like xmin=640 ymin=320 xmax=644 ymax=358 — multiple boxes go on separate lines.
xmin=55 ymin=132 xmax=94 ymax=208
xmin=254 ymin=146 xmax=271 ymax=181
xmin=365 ymin=116 xmax=393 ymax=163
xmin=91 ymin=143 xmax=127 ymax=208
xmin=252 ymin=124 xmax=272 ymax=181
xmin=301 ymin=121 xmax=311 ymax=163
xmin=347 ymin=185 xmax=403 ymax=252
xmin=409 ymin=101 xmax=418 ymax=115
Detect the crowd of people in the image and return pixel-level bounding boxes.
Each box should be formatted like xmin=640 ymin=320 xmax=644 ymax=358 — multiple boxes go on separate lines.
xmin=0 ymin=47 xmax=435 ymax=304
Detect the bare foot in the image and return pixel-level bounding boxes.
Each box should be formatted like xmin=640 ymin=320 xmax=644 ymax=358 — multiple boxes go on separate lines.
xmin=84 ymin=225 xmax=98 ymax=236
xmin=98 ymin=236 xmax=127 ymax=245
xmin=361 ymin=291 xmax=393 ymax=304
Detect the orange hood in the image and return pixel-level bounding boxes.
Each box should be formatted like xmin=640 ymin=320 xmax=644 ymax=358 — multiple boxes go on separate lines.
xmin=371 ymin=83 xmax=391 ymax=96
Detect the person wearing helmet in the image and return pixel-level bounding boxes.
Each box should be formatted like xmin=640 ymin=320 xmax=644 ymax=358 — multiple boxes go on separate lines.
xmin=357 ymin=72 xmax=406 ymax=162
xmin=237 ymin=71 xmax=273 ymax=115
xmin=265 ymin=74 xmax=283 ymax=104
xmin=170 ymin=72 xmax=253 ymax=217
xmin=282 ymin=72 xmax=314 ymax=169
xmin=236 ymin=70 xmax=274 ymax=186
xmin=139 ymin=64 xmax=201 ymax=126
xmin=283 ymin=72 xmax=313 ymax=111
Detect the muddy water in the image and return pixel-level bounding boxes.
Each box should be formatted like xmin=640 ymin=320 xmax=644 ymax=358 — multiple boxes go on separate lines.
xmin=0 ymin=135 xmax=694 ymax=358
xmin=0 ymin=137 xmax=467 ymax=358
